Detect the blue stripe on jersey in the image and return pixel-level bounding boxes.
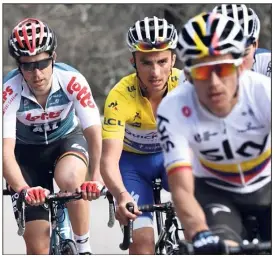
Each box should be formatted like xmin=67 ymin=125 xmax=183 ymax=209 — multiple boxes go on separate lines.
xmin=255 ymin=48 xmax=271 ymax=55
xmin=18 ymin=97 xmax=40 ymax=112
xmin=54 ymin=63 xmax=80 ymax=73
xmin=4 ymin=69 xmax=20 ymax=83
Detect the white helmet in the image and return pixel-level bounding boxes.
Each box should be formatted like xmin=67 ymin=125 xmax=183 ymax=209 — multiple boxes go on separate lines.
xmin=212 ymin=4 xmax=260 ymax=45
xmin=176 ymin=12 xmax=246 ymax=67
xmin=127 ymin=16 xmax=178 ymax=52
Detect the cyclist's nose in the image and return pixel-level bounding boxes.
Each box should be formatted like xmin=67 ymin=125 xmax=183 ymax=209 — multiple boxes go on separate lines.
xmin=209 ymin=71 xmax=222 ymax=87
xmin=150 ymin=64 xmax=161 ymax=77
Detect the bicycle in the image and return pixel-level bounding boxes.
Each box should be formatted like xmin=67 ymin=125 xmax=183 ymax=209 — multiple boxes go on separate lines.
xmin=117 ymin=178 xmax=183 ymax=254
xmin=3 ymin=187 xmax=115 ymax=255
xmin=178 ymin=240 xmax=271 ymax=255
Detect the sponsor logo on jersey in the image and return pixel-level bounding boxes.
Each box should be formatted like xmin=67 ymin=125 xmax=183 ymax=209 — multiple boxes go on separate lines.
xmin=171 ymin=75 xmax=178 ymax=82
xmin=104 ymin=117 xmax=124 ymax=126
xmin=125 ymin=129 xmax=157 ymax=140
xmin=67 ymin=76 xmax=95 ymax=108
xmin=3 ymin=86 xmax=13 ymax=103
xmin=108 ymin=101 xmax=118 ymax=110
xmin=127 ymin=85 xmax=136 ymax=92
xmin=133 ymin=112 xmax=141 ymax=121
xmin=182 ymin=106 xmax=191 ymax=117
xmin=3 ymin=86 xmax=18 ymax=115
xmin=157 ymin=114 xmax=174 ymax=152
xmin=200 ymin=135 xmax=269 ymax=162
xmin=26 ymin=110 xmax=64 ymax=121
xmin=266 ymin=61 xmax=271 ymax=76
xmin=131 ymin=122 xmax=141 ymax=128
xmin=206 ymin=203 xmax=231 ymax=215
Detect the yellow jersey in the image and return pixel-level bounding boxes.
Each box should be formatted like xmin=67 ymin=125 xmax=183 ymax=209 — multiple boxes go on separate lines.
xmin=102 ymin=68 xmax=181 ymax=154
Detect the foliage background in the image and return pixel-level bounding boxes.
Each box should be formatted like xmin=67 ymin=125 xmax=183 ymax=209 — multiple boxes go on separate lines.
xmin=3 ymin=3 xmax=272 ymax=112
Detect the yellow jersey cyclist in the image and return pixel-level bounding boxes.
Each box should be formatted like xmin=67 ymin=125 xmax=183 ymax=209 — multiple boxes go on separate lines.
xmin=157 ymin=12 xmax=271 ymax=254
xmin=3 ymin=18 xmax=103 ymax=254
xmin=213 ymin=4 xmax=271 ymax=77
xmin=100 ymin=16 xmax=180 ymax=254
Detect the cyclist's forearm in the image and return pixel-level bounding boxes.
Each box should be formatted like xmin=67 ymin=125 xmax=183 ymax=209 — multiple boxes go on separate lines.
xmin=172 ymin=187 xmax=208 ymax=239
xmin=84 ymin=125 xmax=102 ymax=180
xmin=168 ymin=169 xmax=208 ymax=240
xmin=3 ymin=155 xmax=28 ymax=192
xmin=100 ymin=157 xmax=127 ymax=199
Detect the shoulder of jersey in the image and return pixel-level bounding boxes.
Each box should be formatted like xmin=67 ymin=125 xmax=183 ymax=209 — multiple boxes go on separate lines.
xmin=54 ymin=62 xmax=88 ymax=85
xmin=3 ymin=68 xmax=24 ymax=94
xmin=4 ymin=68 xmax=21 ymax=84
xmin=109 ymin=73 xmax=137 ymax=96
xmin=159 ymin=80 xmax=194 ymax=113
xmin=240 ymin=69 xmax=270 ymax=91
xmin=255 ymin=48 xmax=271 ymax=56
xmin=169 ymin=68 xmax=182 ymax=87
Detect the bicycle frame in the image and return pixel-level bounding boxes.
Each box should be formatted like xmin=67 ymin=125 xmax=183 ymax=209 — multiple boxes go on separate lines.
xmin=152 ymin=178 xmax=163 ymax=235
xmin=49 ymin=203 xmax=74 ymax=254
xmin=152 ymin=178 xmax=183 ymax=255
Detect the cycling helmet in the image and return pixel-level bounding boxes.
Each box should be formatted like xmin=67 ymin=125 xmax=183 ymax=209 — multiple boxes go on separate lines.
xmin=8 ymin=18 xmax=57 ymax=59
xmin=212 ymin=4 xmax=260 ymax=44
xmin=127 ymin=16 xmax=178 ymax=52
xmin=176 ymin=12 xmax=246 ymax=67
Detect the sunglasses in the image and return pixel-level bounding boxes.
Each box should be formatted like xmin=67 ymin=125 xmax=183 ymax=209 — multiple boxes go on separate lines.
xmin=187 ymin=59 xmax=242 ymax=81
xmin=18 ymin=56 xmax=53 ymax=72
xmin=133 ymin=38 xmax=172 ymax=52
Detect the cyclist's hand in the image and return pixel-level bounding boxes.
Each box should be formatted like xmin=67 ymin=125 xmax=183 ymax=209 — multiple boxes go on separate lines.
xmin=79 ymin=181 xmax=104 ymax=201
xmin=115 ymin=191 xmax=142 ymax=225
xmin=21 ymin=186 xmax=50 ymax=206
xmin=192 ymin=230 xmax=228 ymax=254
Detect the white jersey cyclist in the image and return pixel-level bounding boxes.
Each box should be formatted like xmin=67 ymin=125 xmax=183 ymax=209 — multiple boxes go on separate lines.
xmin=157 ymin=70 xmax=271 ymax=194
xmin=3 ymin=63 xmax=101 ymax=145
xmin=252 ymin=48 xmax=271 ymax=77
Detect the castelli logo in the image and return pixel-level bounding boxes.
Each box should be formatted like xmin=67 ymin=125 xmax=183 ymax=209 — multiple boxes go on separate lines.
xmin=182 ymin=106 xmax=191 ymax=117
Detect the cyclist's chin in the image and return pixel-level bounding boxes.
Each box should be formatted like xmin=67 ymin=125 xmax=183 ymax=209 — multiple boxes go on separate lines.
xmin=29 ymin=81 xmax=50 ymax=94
xmin=208 ymin=103 xmax=233 ymax=118
xmin=148 ymin=82 xmax=166 ymax=92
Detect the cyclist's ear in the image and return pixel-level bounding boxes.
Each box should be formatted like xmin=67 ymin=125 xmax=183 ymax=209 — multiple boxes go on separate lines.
xmin=171 ymin=53 xmax=176 ymax=68
xmin=130 ymin=57 xmax=136 ymax=69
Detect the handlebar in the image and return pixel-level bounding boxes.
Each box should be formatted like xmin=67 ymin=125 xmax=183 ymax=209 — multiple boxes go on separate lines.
xmin=119 ymin=201 xmax=174 ymax=250
xmin=16 ymin=186 xmax=115 ymax=236
xmin=178 ymin=240 xmax=271 ymax=255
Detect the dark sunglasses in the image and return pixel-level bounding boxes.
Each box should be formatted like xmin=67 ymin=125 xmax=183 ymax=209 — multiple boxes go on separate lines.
xmin=18 ymin=56 xmax=53 ymax=71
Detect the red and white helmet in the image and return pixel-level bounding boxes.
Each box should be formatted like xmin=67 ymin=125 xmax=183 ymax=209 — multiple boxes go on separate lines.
xmin=8 ymin=18 xmax=57 ymax=59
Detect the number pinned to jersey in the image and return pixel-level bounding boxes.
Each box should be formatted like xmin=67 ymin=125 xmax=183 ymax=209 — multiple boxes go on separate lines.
xmin=182 ymin=106 xmax=191 ymax=117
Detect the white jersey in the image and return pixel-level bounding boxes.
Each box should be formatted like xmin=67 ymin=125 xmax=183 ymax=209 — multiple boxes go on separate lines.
xmin=252 ymin=48 xmax=271 ymax=77
xmin=3 ymin=63 xmax=101 ymax=145
xmin=157 ymin=70 xmax=271 ymax=194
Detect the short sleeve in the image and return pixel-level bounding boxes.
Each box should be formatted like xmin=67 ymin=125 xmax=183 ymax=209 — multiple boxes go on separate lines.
xmin=102 ymin=88 xmax=129 ymax=140
xmin=157 ymin=96 xmax=192 ymax=175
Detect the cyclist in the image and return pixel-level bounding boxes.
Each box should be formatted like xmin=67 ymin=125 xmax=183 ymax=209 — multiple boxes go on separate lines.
xmin=157 ymin=12 xmax=271 ymax=254
xmin=213 ymin=4 xmax=271 ymax=77
xmin=3 ymin=18 xmax=103 ymax=255
xmin=100 ymin=16 xmax=180 ymax=254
